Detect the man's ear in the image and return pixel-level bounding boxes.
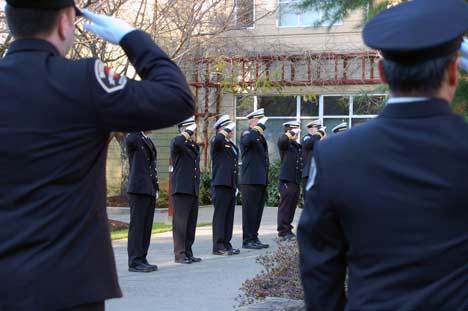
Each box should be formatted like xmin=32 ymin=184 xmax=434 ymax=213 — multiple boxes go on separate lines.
xmin=57 ymin=12 xmax=67 ymax=41
xmin=447 ymin=57 xmax=460 ymax=87
xmin=377 ymin=58 xmax=388 ymax=84
xmin=57 ymin=8 xmax=74 ymax=41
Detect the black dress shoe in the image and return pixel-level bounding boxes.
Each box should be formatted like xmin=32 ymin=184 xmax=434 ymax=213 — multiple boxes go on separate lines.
xmin=213 ymin=249 xmax=230 ymax=256
xmin=142 ymin=262 xmax=158 ymax=271
xmin=225 ymin=244 xmax=240 ymax=255
xmin=242 ymin=241 xmax=263 ymax=250
xmin=175 ymin=257 xmax=192 ymax=264
xmin=129 ymin=263 xmax=155 ymax=273
xmin=229 ymin=248 xmax=241 ymax=255
xmin=254 ymin=240 xmax=270 ymax=249
xmin=189 ymin=256 xmax=202 ymax=263
xmin=279 ymin=233 xmax=297 ymax=242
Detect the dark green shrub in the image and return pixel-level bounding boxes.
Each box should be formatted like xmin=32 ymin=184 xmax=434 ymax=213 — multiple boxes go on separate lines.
xmin=266 ymin=160 xmax=281 ymax=207
xmin=156 ymin=188 xmax=169 ymax=209
xmin=199 ymin=171 xmax=212 ymax=205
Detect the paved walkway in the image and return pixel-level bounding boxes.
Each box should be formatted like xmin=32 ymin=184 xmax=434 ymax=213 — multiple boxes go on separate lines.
xmin=106 ymin=206 xmax=302 ymax=311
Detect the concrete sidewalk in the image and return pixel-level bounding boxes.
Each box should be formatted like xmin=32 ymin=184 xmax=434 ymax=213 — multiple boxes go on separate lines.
xmin=106 ymin=206 xmax=301 ymax=311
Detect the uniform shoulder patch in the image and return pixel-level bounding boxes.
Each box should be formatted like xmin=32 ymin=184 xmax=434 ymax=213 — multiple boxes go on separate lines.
xmin=242 ymin=130 xmax=250 ymax=136
xmin=94 ymin=60 xmax=127 ymax=93
xmin=303 ymin=136 xmax=311 ymax=141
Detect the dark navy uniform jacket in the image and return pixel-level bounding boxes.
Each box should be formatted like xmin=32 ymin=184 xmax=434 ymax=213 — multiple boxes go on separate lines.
xmin=0 ymin=31 xmax=194 ymax=311
xmin=298 ymin=99 xmax=468 ymax=310
xmin=277 ymin=134 xmax=302 ymax=184
xmin=126 ymin=132 xmax=159 ymax=197
xmin=301 ymin=134 xmax=321 ymax=179
xmin=240 ymin=128 xmax=269 ymax=185
xmin=210 ymin=133 xmax=239 ymax=189
xmin=170 ymin=134 xmax=201 ymax=197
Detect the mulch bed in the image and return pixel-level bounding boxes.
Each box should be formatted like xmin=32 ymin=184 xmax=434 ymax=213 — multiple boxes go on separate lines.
xmin=107 ymin=195 xmax=128 ymax=207
xmin=109 ymin=219 xmax=129 ymax=232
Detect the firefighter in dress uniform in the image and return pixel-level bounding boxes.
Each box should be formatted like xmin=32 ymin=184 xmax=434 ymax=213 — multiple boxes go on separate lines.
xmin=239 ymin=109 xmax=270 ymax=250
xmin=276 ymin=121 xmax=303 ymax=241
xmin=170 ymin=117 xmax=202 ymax=265
xmin=210 ymin=115 xmax=241 ymax=256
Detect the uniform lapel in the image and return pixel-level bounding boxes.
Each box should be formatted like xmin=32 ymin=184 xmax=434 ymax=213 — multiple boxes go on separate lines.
xmin=230 ymin=141 xmax=239 ymax=158
xmin=141 ymin=133 xmax=156 ymax=159
xmin=226 ymin=139 xmax=238 ymax=158
xmin=186 ymin=140 xmax=198 ymax=159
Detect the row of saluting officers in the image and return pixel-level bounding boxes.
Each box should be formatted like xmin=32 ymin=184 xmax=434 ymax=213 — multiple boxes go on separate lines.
xmin=124 ymin=109 xmax=347 ymax=271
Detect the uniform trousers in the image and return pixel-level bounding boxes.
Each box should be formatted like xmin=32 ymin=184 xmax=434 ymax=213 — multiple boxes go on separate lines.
xmin=172 ymin=193 xmax=199 ymax=260
xmin=127 ymin=194 xmax=156 ymax=267
xmin=212 ymin=185 xmax=236 ymax=251
xmin=277 ymin=182 xmax=300 ymax=237
xmin=241 ymin=184 xmax=267 ymax=243
xmin=60 ymin=302 xmax=104 ymax=311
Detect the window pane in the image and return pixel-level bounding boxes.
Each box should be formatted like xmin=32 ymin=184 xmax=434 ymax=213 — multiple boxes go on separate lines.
xmin=236 ymin=95 xmax=254 ymax=117
xmin=353 ymin=95 xmax=386 ymax=115
xmin=258 ymin=96 xmax=297 ymax=117
xmin=301 ymin=95 xmax=319 ymax=116
xmin=301 ymin=8 xmax=322 ymax=26
xmin=323 ymin=96 xmax=349 ymax=115
xmin=279 ymin=3 xmax=298 ymax=26
xmin=236 ymin=0 xmax=254 ymax=28
xmin=323 ymin=118 xmax=349 ymax=136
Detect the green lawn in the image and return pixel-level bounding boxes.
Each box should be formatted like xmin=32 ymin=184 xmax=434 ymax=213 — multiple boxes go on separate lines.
xmin=111 ymin=222 xmax=212 ymax=240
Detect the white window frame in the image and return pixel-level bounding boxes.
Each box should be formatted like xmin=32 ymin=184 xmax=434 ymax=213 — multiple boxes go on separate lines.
xmin=235 ymin=93 xmax=387 ymax=144
xmin=276 ymin=0 xmax=343 ymax=28
xmin=235 ymin=0 xmax=256 ymax=30
xmin=235 ymin=93 xmax=387 ymax=122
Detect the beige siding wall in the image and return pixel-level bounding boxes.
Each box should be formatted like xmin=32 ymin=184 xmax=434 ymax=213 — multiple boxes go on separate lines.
xmin=106 ymin=138 xmax=123 ymax=196
xmin=221 ymin=1 xmax=367 ymax=53
xmin=148 ymin=127 xmax=180 ymax=183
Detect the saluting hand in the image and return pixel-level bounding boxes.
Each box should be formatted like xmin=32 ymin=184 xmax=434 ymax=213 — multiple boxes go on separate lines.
xmin=460 ymin=38 xmax=468 ymax=72
xmin=82 ymin=9 xmax=135 ymax=45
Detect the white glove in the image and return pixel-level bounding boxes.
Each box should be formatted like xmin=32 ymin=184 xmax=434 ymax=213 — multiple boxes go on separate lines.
xmin=461 ymin=38 xmax=468 ymax=58
xmin=1 ymin=1 xmax=6 ymax=12
xmin=225 ymin=123 xmax=236 ymax=132
xmin=258 ymin=117 xmax=269 ymax=125
xmin=82 ymin=9 xmax=135 ymax=45
xmin=186 ymin=124 xmax=197 ymax=133
xmin=459 ymin=38 xmax=468 ymax=71
xmin=291 ymin=128 xmax=300 ymax=135
xmin=460 ymin=57 xmax=468 ymax=72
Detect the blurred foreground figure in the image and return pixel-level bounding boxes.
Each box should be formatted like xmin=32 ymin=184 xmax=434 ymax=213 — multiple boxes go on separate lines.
xmin=0 ymin=1 xmax=194 ymax=310
xmin=298 ymin=0 xmax=468 ymax=310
